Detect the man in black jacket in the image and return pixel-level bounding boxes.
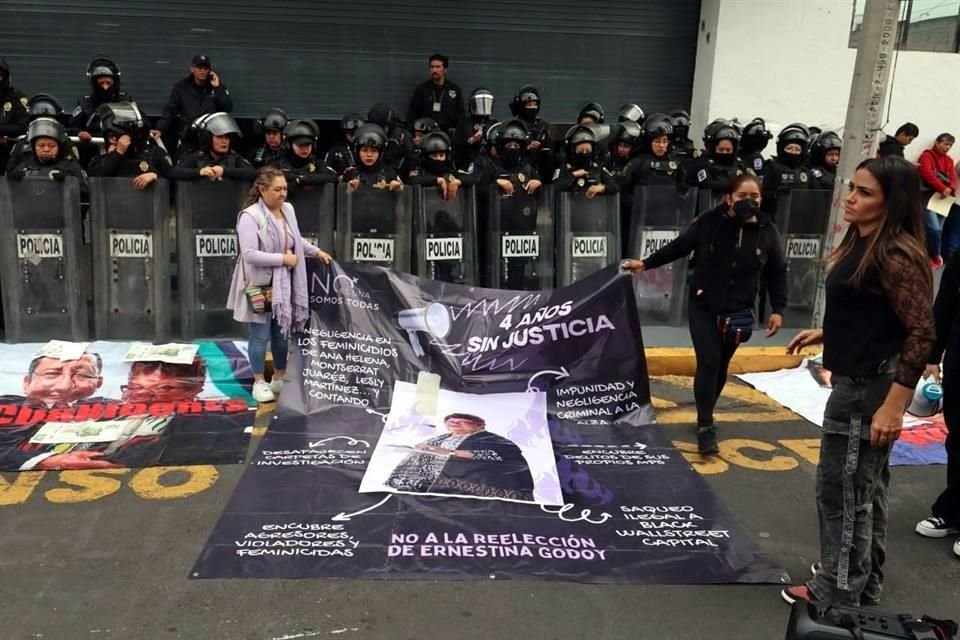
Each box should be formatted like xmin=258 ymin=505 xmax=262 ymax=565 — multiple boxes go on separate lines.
xmin=406 ymin=53 xmax=464 ymax=138
xmin=151 ymin=55 xmax=233 ymax=151
xmin=877 ymin=122 xmax=919 ymax=158
xmin=0 ymin=58 xmax=29 ymax=175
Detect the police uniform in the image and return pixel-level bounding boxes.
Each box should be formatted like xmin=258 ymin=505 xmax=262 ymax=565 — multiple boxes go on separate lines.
xmin=687 ymin=156 xmax=753 ymax=194
xmin=0 ymin=63 xmax=29 ymax=174
xmin=248 ymin=144 xmax=283 ymax=169
xmin=276 ymin=151 xmax=337 ymax=191
xmin=808 ymin=165 xmax=835 ymax=191
xmin=88 ymin=138 xmax=172 ymax=179
xmin=406 ymin=79 xmax=464 ymax=136
xmin=169 ymin=149 xmax=254 ymax=181
xmin=69 ymin=89 xmax=132 ymax=135
xmin=761 ymin=157 xmax=811 ymax=216
xmin=455 ymin=115 xmax=497 ymax=169
xmin=324 ymin=144 xmax=355 ymax=177
xmin=553 ymin=161 xmax=619 ymax=194
xmin=156 ymin=76 xmax=233 ymax=142
xmin=7 ymin=145 xmax=88 ymax=190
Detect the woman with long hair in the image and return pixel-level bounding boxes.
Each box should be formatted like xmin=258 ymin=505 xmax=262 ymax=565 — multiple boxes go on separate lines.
xmin=783 ymin=156 xmax=935 ymax=606
xmin=227 ymin=166 xmax=332 ymax=403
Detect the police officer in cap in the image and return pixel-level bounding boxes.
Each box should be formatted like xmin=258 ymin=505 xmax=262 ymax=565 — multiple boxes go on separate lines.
xmin=324 ymin=113 xmax=364 ymax=177
xmin=399 ymin=117 xmax=439 ymax=181
xmin=70 ymin=56 xmax=132 ymax=142
xmin=456 ymin=87 xmax=497 ymax=169
xmin=0 ymin=58 xmax=29 ymax=175
xmin=152 ymin=55 xmax=233 ymax=154
xmin=761 ymin=122 xmax=811 ymax=217
xmin=553 ymin=124 xmax=618 ymax=198
xmin=343 ymin=124 xmax=404 ymax=193
xmin=88 ymin=102 xmax=172 ymax=189
xmin=248 ymin=108 xmax=288 ymax=169
xmin=808 ymin=130 xmax=841 ymax=190
xmin=7 ymin=117 xmax=88 ymax=190
xmin=740 ymin=117 xmax=772 ymax=176
xmin=510 ymin=85 xmax=553 ymax=178
xmin=669 ymin=109 xmax=697 ymax=159
xmin=275 ymin=118 xmax=337 ymax=192
xmin=367 ymin=103 xmax=411 ymax=171
xmin=688 ymin=119 xmax=751 ymax=196
xmin=169 ymin=112 xmax=255 ymax=182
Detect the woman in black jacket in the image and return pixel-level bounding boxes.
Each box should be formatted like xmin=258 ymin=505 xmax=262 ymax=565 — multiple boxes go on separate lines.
xmin=622 ymin=174 xmax=787 ymax=454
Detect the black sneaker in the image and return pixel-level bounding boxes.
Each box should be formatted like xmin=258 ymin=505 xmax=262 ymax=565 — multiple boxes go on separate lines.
xmin=697 ymin=426 xmax=719 ymax=455
xmin=915 ymin=516 xmax=959 ymax=539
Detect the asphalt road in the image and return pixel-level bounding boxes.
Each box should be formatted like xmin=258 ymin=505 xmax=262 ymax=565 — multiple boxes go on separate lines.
xmin=2 ymin=377 xmax=958 ymax=640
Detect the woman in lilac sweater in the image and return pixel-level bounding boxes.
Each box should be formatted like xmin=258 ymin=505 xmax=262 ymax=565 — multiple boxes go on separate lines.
xmin=227 ymin=166 xmax=332 ymax=403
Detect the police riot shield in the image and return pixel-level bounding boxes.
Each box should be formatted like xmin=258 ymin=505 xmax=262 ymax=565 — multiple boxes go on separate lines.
xmin=90 ymin=178 xmax=171 ymax=341
xmin=629 ymin=186 xmax=698 ymax=325
xmin=555 ymin=192 xmax=620 ymax=286
xmin=487 ymin=185 xmax=554 ymax=290
xmin=287 ymin=184 xmax=336 ymax=258
xmin=414 ymin=185 xmax=478 ymax=285
xmin=776 ymin=189 xmax=832 ymax=327
xmin=335 ymin=182 xmax=413 ymax=272
xmin=176 ymin=180 xmax=248 ymax=338
xmin=0 ymin=177 xmax=88 ymax=342
xmin=697 ymin=188 xmax=722 ymax=215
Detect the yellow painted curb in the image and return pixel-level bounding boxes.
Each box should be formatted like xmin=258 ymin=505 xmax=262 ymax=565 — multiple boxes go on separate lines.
xmin=646 ymin=346 xmax=817 ymax=377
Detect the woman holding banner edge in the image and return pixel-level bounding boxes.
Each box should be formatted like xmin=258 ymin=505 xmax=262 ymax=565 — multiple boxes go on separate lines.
xmin=622 ymin=173 xmax=787 ymax=456
xmin=227 ymin=166 xmax=332 ymax=404
xmin=781 ymin=157 xmax=935 ymax=607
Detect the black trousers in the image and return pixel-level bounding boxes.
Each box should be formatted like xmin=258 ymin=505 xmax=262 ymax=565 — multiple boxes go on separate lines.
xmin=931 ymin=362 xmax=960 ymax=524
xmin=689 ymin=296 xmax=740 ymax=427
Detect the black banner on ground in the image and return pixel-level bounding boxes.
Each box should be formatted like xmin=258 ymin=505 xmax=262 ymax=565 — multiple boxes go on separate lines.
xmin=191 ymin=264 xmax=786 ymax=584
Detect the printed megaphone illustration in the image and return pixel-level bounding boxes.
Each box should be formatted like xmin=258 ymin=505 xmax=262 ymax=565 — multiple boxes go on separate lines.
xmin=397 ymin=303 xmax=452 ymax=357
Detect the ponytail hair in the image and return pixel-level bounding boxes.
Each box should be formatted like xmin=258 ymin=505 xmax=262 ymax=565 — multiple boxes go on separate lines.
xmin=244 ymin=166 xmax=286 ymax=207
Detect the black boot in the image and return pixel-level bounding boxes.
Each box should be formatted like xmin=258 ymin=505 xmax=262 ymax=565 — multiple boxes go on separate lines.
xmin=697 ymin=425 xmax=719 ymax=455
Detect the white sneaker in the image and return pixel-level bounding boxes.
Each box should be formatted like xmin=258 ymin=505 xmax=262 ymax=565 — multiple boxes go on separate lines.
xmin=915 ymin=516 xmax=959 ymax=538
xmin=252 ymin=380 xmax=275 ymax=403
xmin=270 ymin=376 xmax=284 ymax=396
xmin=954 ymin=537 xmax=960 ymax=559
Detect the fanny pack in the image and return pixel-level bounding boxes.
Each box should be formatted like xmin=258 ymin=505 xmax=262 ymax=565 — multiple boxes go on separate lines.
xmin=717 ymin=309 xmax=755 ymax=346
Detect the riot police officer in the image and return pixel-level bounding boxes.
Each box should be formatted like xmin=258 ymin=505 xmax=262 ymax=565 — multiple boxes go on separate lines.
xmin=87 ymin=102 xmax=172 ymax=189
xmin=275 ymin=119 xmax=337 ymax=191
xmin=324 ymin=113 xmax=364 ymax=177
xmin=553 ymin=125 xmax=618 ymax=197
xmin=761 ymin=122 xmax=812 ymax=217
xmin=577 ymin=101 xmax=605 ymax=125
xmin=456 ymin=88 xmax=497 ymax=169
xmin=7 ymin=94 xmax=78 ymax=168
xmin=398 ymin=117 xmax=439 ymax=182
xmin=609 ymin=121 xmax=643 ymax=241
xmin=669 ymin=109 xmax=697 ymax=159
xmin=808 ymin=130 xmax=841 ymax=190
xmin=688 ymin=119 xmax=751 ymax=196
xmin=6 ymin=117 xmax=87 ymax=189
xmin=509 ymin=85 xmax=553 ymax=178
xmin=407 ymin=130 xmax=478 ymax=197
xmin=740 ymin=117 xmax=772 ymax=176
xmin=0 ymin=58 xmax=29 ymax=175
xmin=343 ymin=124 xmax=404 ymax=192
xmin=489 ymin=120 xmax=542 ymax=195
xmin=248 ymin=108 xmax=288 ymax=169
xmin=152 ymin=55 xmax=233 ymax=153
xmin=168 ymin=112 xmax=255 ymax=182
xmin=617 ymin=103 xmax=646 ymax=125
xmin=69 ymin=56 xmax=132 ymax=142
xmin=367 ymin=103 xmax=411 ymax=171
xmin=624 ymin=114 xmax=686 ymax=189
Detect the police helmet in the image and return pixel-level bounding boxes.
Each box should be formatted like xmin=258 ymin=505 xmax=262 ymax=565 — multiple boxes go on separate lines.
xmin=420 ymin=131 xmax=451 ymax=156
xmin=86 ymin=56 xmax=121 ymax=81
xmin=777 ymin=122 xmax=812 ymax=153
xmin=617 ymin=103 xmax=645 ymax=125
xmin=469 ymin=88 xmax=495 ymax=117
xmin=341 ymin=113 xmax=365 ymax=133
xmin=353 ymin=123 xmax=388 ymax=153
xmin=485 ymin=121 xmax=504 ymax=149
xmin=28 ymin=117 xmax=68 ymax=151
xmin=578 ymin=101 xmax=605 ymax=124
xmin=704 ymin=119 xmax=741 ymax=148
xmin=810 ymin=130 xmax=842 ymax=165
xmin=255 ymin=107 xmax=289 ymax=134
xmin=413 ymin=117 xmax=439 ymax=134
xmin=95 ymin=101 xmax=146 ymax=139
xmin=284 ymin=119 xmax=319 ymax=145
xmin=497 ymin=119 xmax=528 ymax=151
xmin=669 ymin=109 xmax=691 ymax=137
xmin=907 ymin=378 xmax=943 ymax=417
xmin=642 ymin=113 xmax=674 ymax=139
xmin=28 ymin=93 xmax=64 ymax=119
xmin=564 ymin=124 xmax=598 ymax=153
xmin=194 ymin=112 xmax=242 ymax=150
xmin=510 ymin=85 xmax=541 ymax=116
xmin=615 ymin=121 xmax=643 ymax=147
xmin=741 ymin=117 xmax=773 ymax=152
xmin=367 ymin=104 xmax=396 ymax=129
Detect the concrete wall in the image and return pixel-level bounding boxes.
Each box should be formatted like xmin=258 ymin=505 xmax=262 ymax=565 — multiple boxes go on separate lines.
xmin=692 ymin=0 xmax=960 ymax=162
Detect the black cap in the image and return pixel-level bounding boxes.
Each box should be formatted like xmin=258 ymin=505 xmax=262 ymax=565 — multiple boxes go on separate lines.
xmin=191 ymin=55 xmax=211 ymax=68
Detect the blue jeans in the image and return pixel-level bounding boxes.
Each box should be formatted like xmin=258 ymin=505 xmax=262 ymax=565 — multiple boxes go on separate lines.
xmin=924 ymin=209 xmax=944 ymax=259
xmin=247 ymin=314 xmax=287 ymax=375
xmin=939 ymin=204 xmax=960 ymax=259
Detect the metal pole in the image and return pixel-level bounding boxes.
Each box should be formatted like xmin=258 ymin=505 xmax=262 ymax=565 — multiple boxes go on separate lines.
xmin=811 ymin=0 xmax=901 ymax=328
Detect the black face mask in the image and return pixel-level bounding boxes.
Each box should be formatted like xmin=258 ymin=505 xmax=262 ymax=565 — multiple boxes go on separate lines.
xmin=93 ymin=80 xmax=117 ymax=103
xmin=520 ymin=107 xmax=538 ymax=122
xmin=732 ymin=199 xmax=760 ymax=222
xmin=502 ymin=148 xmax=522 ymax=168
xmin=780 ymin=150 xmax=803 ymax=168
xmin=713 ymin=152 xmax=735 ymax=166
xmin=573 ymin=152 xmax=592 ymax=170
xmin=426 ymin=157 xmax=448 ymax=175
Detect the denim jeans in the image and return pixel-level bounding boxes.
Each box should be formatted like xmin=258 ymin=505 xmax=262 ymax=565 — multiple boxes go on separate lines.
xmin=247 ymin=314 xmax=287 ymax=375
xmin=924 ymin=209 xmax=944 ymax=259
xmin=807 ymin=366 xmax=895 ymax=606
xmin=939 ymin=203 xmax=960 ymax=260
